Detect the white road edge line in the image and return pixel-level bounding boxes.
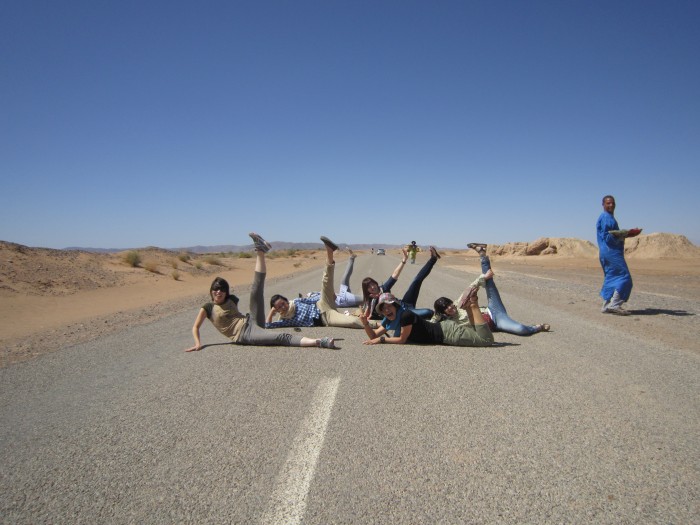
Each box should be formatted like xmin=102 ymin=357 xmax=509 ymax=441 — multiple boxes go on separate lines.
xmin=261 ymin=376 xmax=341 ymax=525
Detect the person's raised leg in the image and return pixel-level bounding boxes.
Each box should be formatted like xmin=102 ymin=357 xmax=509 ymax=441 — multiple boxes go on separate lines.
xmin=340 ymin=250 xmax=356 ymax=289
xmin=479 ymin=260 xmax=545 ymax=335
xmin=248 ymin=232 xmax=269 ymax=328
xmin=319 ymin=236 xmax=368 ymax=328
xmin=401 ymin=248 xmax=439 ymax=307
xmin=319 ymin=236 xmax=339 ymax=311
xmin=479 ymin=253 xmax=492 ymax=275
xmin=458 ymin=262 xmax=493 ymax=309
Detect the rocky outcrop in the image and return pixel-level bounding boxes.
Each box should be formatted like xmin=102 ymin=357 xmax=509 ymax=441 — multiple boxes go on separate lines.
xmin=624 ymin=233 xmax=700 ymax=258
xmin=486 ymin=234 xmax=699 ymax=259
xmin=488 ymin=237 xmax=597 ymax=258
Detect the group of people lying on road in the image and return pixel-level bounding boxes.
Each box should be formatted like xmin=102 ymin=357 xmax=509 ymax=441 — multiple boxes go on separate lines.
xmin=185 ymin=233 xmax=550 ymax=352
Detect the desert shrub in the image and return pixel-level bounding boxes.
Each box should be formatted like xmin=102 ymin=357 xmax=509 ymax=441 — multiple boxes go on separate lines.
xmin=172 ymin=270 xmax=180 ymax=281
xmin=293 ymin=262 xmax=302 ymax=268
xmin=266 ymin=251 xmax=280 ymax=259
xmin=123 ymin=250 xmax=141 ymax=267
xmin=143 ymin=260 xmax=160 ymax=274
xmin=171 ymin=258 xmax=179 ymax=269
xmin=178 ymin=252 xmax=190 ymax=263
xmin=238 ymin=252 xmax=252 ymax=259
xmin=203 ymin=255 xmax=222 ymax=266
xmin=194 ymin=261 xmax=203 ymax=270
xmin=287 ymin=248 xmax=298 ymax=257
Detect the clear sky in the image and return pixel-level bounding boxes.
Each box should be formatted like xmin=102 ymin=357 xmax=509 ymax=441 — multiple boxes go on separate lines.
xmin=2 ymin=0 xmax=699 ymax=250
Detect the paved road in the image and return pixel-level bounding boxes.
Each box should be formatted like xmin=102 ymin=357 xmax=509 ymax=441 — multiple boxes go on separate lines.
xmin=1 ymin=254 xmax=698 ymax=524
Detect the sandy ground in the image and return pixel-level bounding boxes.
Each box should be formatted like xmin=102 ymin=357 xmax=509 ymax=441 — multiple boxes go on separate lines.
xmin=0 ymin=248 xmax=328 ymax=367
xmin=1 ymin=242 xmax=699 ymax=367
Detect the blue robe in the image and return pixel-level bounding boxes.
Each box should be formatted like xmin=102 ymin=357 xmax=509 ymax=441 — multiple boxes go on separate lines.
xmin=596 ymin=211 xmax=632 ymax=301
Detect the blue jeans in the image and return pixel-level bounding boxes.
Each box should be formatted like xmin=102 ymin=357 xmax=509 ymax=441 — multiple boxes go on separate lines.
xmin=335 ymin=257 xmax=362 ymax=307
xmin=480 ymin=256 xmax=539 ymax=336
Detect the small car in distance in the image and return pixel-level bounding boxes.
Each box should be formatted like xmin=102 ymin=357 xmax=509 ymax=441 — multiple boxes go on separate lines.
xmin=376 ymin=248 xmax=386 ymax=255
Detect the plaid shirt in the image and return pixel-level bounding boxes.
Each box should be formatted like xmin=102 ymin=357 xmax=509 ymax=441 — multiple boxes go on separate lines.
xmin=265 ymin=293 xmax=322 ymax=328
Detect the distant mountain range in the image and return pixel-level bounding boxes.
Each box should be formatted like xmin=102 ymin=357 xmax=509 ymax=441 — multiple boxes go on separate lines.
xmin=64 ymin=242 xmax=404 ymax=254
xmin=26 ymin=232 xmax=700 ymax=258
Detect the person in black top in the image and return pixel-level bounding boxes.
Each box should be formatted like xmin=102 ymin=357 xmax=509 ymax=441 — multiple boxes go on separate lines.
xmin=360 ymin=292 xmax=493 ymax=347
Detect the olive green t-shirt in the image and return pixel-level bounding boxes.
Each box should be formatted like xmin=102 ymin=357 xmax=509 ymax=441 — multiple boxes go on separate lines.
xmin=202 ymin=297 xmax=246 ymax=343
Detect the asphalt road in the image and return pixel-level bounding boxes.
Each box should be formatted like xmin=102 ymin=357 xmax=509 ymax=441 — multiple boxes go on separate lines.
xmin=1 ymin=254 xmax=698 ymax=524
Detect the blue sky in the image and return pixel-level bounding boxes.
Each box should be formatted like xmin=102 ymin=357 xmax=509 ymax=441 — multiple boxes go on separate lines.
xmin=2 ymin=0 xmax=699 ymax=249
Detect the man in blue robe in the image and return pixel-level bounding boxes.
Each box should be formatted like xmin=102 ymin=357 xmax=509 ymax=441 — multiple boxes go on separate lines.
xmin=596 ymin=195 xmax=642 ymax=315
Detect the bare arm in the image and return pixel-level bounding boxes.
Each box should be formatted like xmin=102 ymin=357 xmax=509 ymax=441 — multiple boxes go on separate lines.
xmin=360 ymin=307 xmax=387 ymax=341
xmin=185 ymin=308 xmax=208 ymax=352
xmin=609 ymin=228 xmax=642 ymax=239
xmin=360 ymin=308 xmax=384 ymax=338
xmin=266 ymin=306 xmax=278 ymax=324
xmin=463 ymin=294 xmax=486 ymax=326
xmin=364 ymin=322 xmax=412 ymax=345
xmin=391 ymin=248 xmax=409 ymax=279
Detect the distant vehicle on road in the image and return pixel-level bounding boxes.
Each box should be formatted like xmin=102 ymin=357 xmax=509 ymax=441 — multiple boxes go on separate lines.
xmin=376 ymin=248 xmax=386 ymax=255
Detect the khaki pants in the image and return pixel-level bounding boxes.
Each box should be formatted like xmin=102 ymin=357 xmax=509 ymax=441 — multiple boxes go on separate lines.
xmin=318 ymin=263 xmax=376 ymax=329
xmin=441 ymin=319 xmax=494 ymax=347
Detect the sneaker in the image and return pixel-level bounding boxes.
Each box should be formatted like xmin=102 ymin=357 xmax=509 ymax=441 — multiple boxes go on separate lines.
xmin=249 ymin=232 xmax=271 ymax=253
xmin=429 ymin=246 xmax=441 ymax=259
xmin=320 ymin=236 xmax=339 ymax=251
xmin=601 ymin=300 xmax=610 ymax=313
xmin=317 ymin=337 xmax=338 ymax=349
xmin=606 ymin=307 xmax=631 ymax=316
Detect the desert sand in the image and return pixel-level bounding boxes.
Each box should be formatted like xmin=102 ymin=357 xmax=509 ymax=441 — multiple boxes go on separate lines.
xmin=1 ymin=234 xmax=699 ymax=367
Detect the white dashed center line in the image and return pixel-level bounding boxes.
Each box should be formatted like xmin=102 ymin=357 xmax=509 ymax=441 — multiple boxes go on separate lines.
xmin=261 ymin=376 xmax=341 ymax=525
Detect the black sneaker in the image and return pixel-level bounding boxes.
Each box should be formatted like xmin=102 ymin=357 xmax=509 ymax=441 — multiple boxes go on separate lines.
xmin=320 ymin=236 xmax=339 ymax=251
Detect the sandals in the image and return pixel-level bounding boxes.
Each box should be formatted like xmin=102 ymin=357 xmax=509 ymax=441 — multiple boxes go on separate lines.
xmin=467 ymin=243 xmax=487 ymax=255
xmin=429 ymin=246 xmax=441 ymax=260
xmin=317 ymin=337 xmax=339 ymax=349
xmin=536 ymin=324 xmax=551 ymax=332
xmin=320 ymin=236 xmax=339 ymax=251
xmin=249 ymin=232 xmax=272 ymax=253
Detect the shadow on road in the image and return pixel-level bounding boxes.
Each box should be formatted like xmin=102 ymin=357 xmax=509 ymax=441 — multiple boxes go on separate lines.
xmin=197 ymin=342 xmax=235 ymax=351
xmin=629 ymin=308 xmax=695 ymax=317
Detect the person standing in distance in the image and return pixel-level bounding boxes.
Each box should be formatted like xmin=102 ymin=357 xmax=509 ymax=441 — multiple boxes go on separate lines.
xmin=406 ymin=241 xmax=419 ymax=264
xmin=596 ymin=195 xmax=642 ymax=315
